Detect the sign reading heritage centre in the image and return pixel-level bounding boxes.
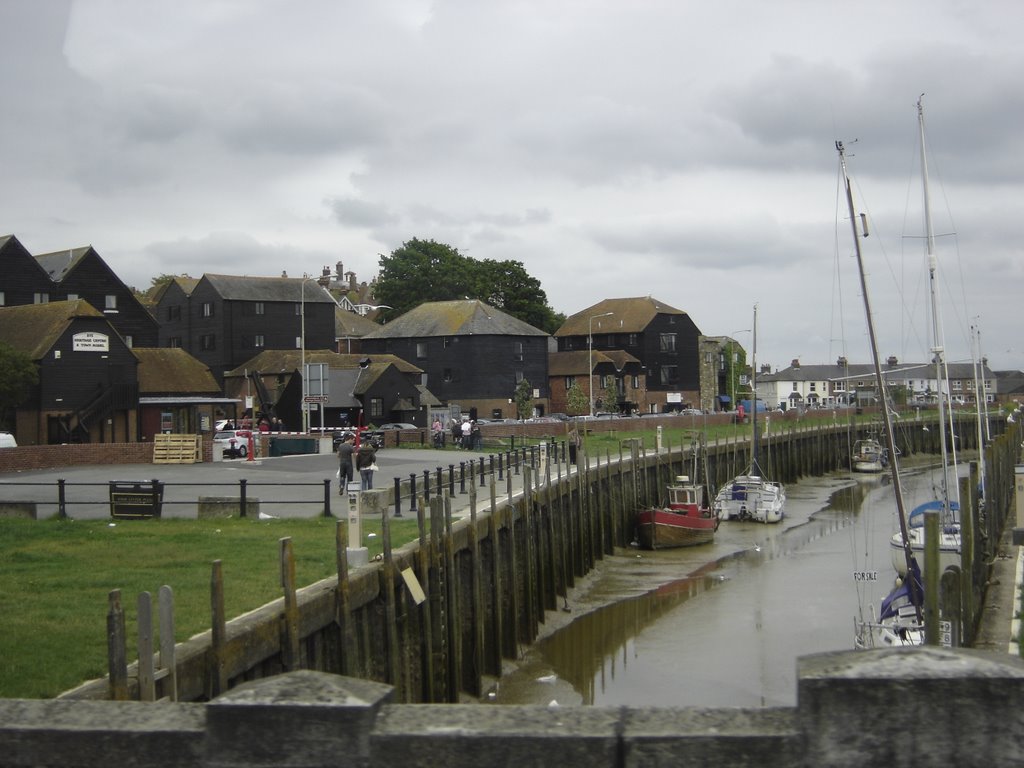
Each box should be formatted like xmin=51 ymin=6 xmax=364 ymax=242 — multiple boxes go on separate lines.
xmin=72 ymin=331 xmax=110 ymax=352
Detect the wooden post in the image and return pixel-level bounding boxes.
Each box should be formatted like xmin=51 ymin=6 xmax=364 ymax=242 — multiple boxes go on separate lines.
xmin=442 ymin=495 xmax=460 ymax=701
xmin=280 ymin=538 xmax=300 ymax=671
xmin=210 ymin=560 xmax=227 ymax=698
xmin=924 ymin=510 xmax=940 ymax=645
xmin=106 ymin=589 xmax=128 ymax=701
xmin=137 ymin=591 xmax=156 ymax=702
xmin=468 ymin=485 xmax=484 ymax=696
xmin=415 ymin=495 xmax=434 ymax=702
xmin=381 ymin=504 xmax=401 ymax=696
xmin=158 ymin=585 xmax=177 ymax=701
xmin=488 ymin=475 xmax=506 ymax=670
xmin=335 ymin=520 xmax=354 ymax=676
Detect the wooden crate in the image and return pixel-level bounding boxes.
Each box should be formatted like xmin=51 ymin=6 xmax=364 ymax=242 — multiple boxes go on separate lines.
xmin=152 ymin=434 xmax=202 ymax=464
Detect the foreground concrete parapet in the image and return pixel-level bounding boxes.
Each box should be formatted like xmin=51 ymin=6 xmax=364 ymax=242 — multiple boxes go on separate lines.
xmin=798 ymin=647 xmax=1024 ymax=768
xmin=0 ymin=698 xmax=206 ymax=767
xmin=204 ymin=670 xmax=394 ymax=768
xmin=621 ymin=707 xmax=801 ymax=767
xmin=4 ymin=649 xmax=1024 ymax=767
xmin=370 ymin=704 xmax=620 ymax=768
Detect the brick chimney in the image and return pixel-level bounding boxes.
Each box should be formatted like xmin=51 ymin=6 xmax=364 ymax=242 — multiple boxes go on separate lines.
xmin=886 ymin=356 xmax=898 ymax=367
xmin=837 ymin=356 xmax=848 ymax=367
xmin=791 ymin=359 xmax=800 ymax=369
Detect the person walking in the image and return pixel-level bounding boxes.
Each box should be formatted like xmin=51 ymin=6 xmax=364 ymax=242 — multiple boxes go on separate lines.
xmin=451 ymin=419 xmax=462 ymax=448
xmin=337 ymin=434 xmax=355 ymax=496
xmin=432 ymin=417 xmax=444 ymax=448
xmin=461 ymin=419 xmax=472 ymax=449
xmin=356 ymin=440 xmax=377 ymax=490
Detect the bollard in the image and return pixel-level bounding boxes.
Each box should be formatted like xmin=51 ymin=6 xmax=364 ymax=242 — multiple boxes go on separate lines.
xmin=448 ymin=464 xmax=455 ymax=496
xmin=514 ymin=449 xmax=521 ymax=476
xmin=479 ymin=455 xmax=486 ymax=487
xmin=239 ymin=478 xmax=248 ymax=518
xmin=436 ymin=466 xmax=443 ymax=497
xmin=58 ymin=478 xmax=67 ymax=519
xmin=459 ymin=461 xmax=467 ymax=494
xmin=393 ymin=476 xmax=403 ymax=518
xmin=322 ymin=478 xmax=332 ymax=518
xmin=409 ymin=473 xmax=418 ymax=513
xmin=423 ymin=469 xmax=431 ymax=503
xmin=498 ymin=452 xmax=504 ymax=482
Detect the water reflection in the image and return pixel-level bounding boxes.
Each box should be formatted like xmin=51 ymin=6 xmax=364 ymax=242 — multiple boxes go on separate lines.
xmin=489 ymin=477 xmax=878 ymax=707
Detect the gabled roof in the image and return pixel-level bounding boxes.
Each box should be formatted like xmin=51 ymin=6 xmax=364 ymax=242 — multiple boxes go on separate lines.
xmin=363 ymin=299 xmax=548 ymax=339
xmin=0 ymin=300 xmax=107 ymax=359
xmin=149 ymin=276 xmax=201 ymax=304
xmin=34 ymin=246 xmax=91 ymax=281
xmin=203 ymin=274 xmax=338 ymax=304
xmin=555 ymin=297 xmax=690 ymax=336
xmin=335 ymin=306 xmax=381 ymax=338
xmin=133 ymin=348 xmax=220 ymax=395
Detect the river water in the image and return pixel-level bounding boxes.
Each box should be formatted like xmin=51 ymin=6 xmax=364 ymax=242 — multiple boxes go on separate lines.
xmin=485 ymin=461 xmax=953 ymax=708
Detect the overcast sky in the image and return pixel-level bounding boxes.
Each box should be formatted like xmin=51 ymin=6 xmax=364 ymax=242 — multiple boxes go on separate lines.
xmin=3 ymin=1 xmax=1022 ymax=373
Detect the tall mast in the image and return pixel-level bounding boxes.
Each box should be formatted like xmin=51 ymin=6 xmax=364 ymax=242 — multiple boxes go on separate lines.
xmin=918 ymin=95 xmax=954 ymax=521
xmin=751 ymin=304 xmax=759 ymax=471
xmin=836 ymin=140 xmax=919 ymax=612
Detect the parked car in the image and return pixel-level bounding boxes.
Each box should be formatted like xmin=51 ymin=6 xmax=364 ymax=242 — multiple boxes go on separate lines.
xmin=213 ymin=429 xmax=252 ymax=458
xmin=0 ymin=431 xmax=17 ymax=448
xmin=376 ymin=422 xmax=417 ymax=431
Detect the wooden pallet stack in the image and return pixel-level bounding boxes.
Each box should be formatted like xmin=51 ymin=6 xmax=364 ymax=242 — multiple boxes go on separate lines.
xmin=152 ymin=434 xmax=202 ymax=464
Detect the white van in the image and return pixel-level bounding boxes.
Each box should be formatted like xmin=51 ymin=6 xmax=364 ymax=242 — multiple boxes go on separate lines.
xmin=0 ymin=431 xmax=17 ymax=448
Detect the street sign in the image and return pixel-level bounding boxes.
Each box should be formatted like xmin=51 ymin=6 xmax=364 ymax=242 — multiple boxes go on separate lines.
xmin=303 ymin=395 xmax=329 ymax=403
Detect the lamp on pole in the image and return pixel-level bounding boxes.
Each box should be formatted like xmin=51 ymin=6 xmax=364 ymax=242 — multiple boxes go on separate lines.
xmin=300 ymin=275 xmax=319 ymax=434
xmin=589 ymin=312 xmax=614 ymax=417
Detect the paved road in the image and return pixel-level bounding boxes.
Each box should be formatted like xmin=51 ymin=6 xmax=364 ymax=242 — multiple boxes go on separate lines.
xmin=0 ymin=446 xmax=518 ymax=520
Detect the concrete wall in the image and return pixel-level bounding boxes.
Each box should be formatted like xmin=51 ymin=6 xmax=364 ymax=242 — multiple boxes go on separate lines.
xmin=2 ymin=648 xmax=1022 ymax=767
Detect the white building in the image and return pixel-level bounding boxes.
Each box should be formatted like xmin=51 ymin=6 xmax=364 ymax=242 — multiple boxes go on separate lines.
xmin=756 ymin=356 xmax=994 ymax=410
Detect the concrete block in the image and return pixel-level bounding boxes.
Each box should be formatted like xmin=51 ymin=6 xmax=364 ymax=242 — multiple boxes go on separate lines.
xmin=205 ymin=670 xmax=394 ymax=768
xmin=371 ymin=704 xmax=619 ymax=768
xmin=798 ymin=647 xmax=1024 ymax=767
xmin=0 ymin=501 xmax=37 ymax=519
xmin=622 ymin=707 xmax=800 ymax=767
xmin=198 ymin=497 xmax=260 ymax=519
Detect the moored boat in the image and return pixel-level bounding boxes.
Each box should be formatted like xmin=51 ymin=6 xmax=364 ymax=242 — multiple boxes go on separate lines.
xmin=851 ymin=437 xmax=887 ymax=473
xmin=636 ymin=476 xmax=717 ymax=549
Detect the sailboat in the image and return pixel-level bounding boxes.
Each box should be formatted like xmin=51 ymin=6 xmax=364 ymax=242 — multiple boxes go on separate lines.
xmin=635 ymin=432 xmax=717 ymax=549
xmin=886 ymin=96 xmax=962 ymax=582
xmin=713 ymin=305 xmax=785 ymax=524
xmin=836 ymin=138 xmax=924 ymax=649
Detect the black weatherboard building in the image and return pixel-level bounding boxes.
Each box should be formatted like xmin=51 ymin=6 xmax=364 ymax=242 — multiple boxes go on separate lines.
xmin=155 ymin=273 xmax=337 ymax=385
xmin=360 ymin=299 xmax=550 ymax=420
xmin=0 ymin=234 xmax=158 ymax=348
xmin=555 ymin=297 xmax=703 ymax=413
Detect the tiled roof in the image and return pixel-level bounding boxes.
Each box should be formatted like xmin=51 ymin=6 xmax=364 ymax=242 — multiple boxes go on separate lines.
xmin=334 ymin=306 xmax=381 ymax=338
xmin=133 ymin=348 xmax=220 ymax=394
xmin=0 ymin=300 xmax=106 ymax=359
xmin=555 ymin=296 xmax=689 ymax=336
xmin=363 ymin=299 xmax=548 ymax=339
xmin=203 ymin=274 xmax=338 ymax=304
xmin=34 ymin=246 xmax=91 ymax=281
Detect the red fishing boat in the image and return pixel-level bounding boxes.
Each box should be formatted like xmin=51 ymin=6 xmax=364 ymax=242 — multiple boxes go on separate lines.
xmin=635 ymin=476 xmax=718 ymax=550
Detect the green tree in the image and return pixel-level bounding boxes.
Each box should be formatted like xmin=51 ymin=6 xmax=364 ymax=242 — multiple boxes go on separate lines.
xmin=513 ymin=378 xmax=534 ymax=420
xmin=0 ymin=343 xmax=38 ymax=431
xmin=565 ymin=383 xmax=589 ymax=416
xmin=375 ymin=239 xmax=564 ymax=333
xmin=598 ymin=380 xmax=618 ymax=413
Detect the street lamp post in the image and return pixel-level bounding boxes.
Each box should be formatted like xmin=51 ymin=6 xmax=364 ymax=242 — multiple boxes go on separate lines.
xmin=300 ymin=275 xmax=319 ymax=434
xmin=589 ymin=312 xmax=614 ymax=417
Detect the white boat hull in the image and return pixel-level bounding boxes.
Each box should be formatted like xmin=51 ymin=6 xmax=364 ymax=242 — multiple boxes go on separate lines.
xmin=889 ymin=526 xmax=961 ymax=577
xmin=713 ymin=475 xmax=785 ymax=524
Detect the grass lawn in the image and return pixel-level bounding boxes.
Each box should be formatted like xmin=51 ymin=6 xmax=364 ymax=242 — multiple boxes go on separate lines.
xmin=0 ymin=515 xmax=421 ymax=699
